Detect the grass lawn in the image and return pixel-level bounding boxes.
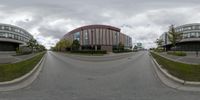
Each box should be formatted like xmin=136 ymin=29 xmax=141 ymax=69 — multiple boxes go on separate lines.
xmin=151 ymin=52 xmax=200 ymax=81
xmin=0 ymin=52 xmax=45 ymax=82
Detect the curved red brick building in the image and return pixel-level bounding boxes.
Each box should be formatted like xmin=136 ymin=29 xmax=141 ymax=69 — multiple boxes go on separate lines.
xmin=63 ymin=24 xmax=132 ymax=52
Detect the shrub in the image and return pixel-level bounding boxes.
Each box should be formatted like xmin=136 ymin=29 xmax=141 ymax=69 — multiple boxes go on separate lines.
xmin=154 ymin=48 xmax=165 ymax=53
xmin=16 ymin=46 xmax=32 ymax=55
xmin=167 ymin=51 xmax=187 ymax=56
xmin=71 ymin=40 xmax=80 ymax=51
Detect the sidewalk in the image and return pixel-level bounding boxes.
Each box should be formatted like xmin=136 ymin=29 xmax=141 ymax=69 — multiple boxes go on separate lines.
xmin=159 ymin=52 xmax=200 ymax=64
xmin=0 ymin=53 xmax=40 ymax=64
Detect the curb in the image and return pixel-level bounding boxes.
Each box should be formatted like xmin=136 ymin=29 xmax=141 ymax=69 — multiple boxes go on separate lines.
xmin=0 ymin=53 xmax=46 ymax=91
xmin=150 ymin=52 xmax=200 ymax=86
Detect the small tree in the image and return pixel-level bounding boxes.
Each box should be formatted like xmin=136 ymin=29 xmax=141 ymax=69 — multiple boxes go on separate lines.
xmin=37 ymin=44 xmax=46 ymax=52
xmin=118 ymin=42 xmax=124 ymax=51
xmin=27 ymin=38 xmax=37 ymax=53
xmin=60 ymin=39 xmax=72 ymax=51
xmin=167 ymin=25 xmax=182 ymax=51
xmin=54 ymin=39 xmax=72 ymax=52
xmin=71 ymin=40 xmax=80 ymax=51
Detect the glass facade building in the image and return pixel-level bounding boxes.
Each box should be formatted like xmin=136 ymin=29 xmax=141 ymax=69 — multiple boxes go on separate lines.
xmin=0 ymin=23 xmax=33 ymax=51
xmin=160 ymin=23 xmax=200 ymax=51
xmin=63 ymin=25 xmax=132 ymax=52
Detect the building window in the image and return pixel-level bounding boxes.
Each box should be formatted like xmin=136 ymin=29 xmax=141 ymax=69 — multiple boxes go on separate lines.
xmin=4 ymin=26 xmax=9 ymax=30
xmin=96 ymin=28 xmax=99 ymax=45
xmin=192 ymin=26 xmax=195 ymax=30
xmin=0 ymin=32 xmax=6 ymax=38
xmin=8 ymin=27 xmax=11 ymax=31
xmin=183 ymin=33 xmax=187 ymax=38
xmin=190 ymin=33 xmax=196 ymax=38
xmin=83 ymin=30 xmax=89 ymax=45
xmin=14 ymin=34 xmax=17 ymax=40
xmin=198 ymin=33 xmax=200 ymax=38
xmin=99 ymin=28 xmax=102 ymax=45
xmin=0 ymin=26 xmax=4 ymax=30
xmin=74 ymin=32 xmax=80 ymax=41
xmin=11 ymin=34 xmax=14 ymax=39
xmin=114 ymin=32 xmax=117 ymax=45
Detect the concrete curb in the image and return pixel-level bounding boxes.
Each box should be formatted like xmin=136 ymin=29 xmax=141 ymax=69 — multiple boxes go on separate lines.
xmin=0 ymin=53 xmax=46 ymax=91
xmin=149 ymin=52 xmax=200 ymax=92
xmin=150 ymin=52 xmax=200 ymax=86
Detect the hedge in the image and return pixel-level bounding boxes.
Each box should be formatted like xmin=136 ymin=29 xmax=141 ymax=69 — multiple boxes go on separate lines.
xmin=167 ymin=51 xmax=187 ymax=56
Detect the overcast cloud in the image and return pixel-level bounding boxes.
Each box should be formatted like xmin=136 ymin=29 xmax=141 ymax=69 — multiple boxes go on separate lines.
xmin=0 ymin=0 xmax=200 ymax=49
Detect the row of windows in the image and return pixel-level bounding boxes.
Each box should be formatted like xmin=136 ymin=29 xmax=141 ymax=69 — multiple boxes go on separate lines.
xmin=182 ymin=32 xmax=200 ymax=39
xmin=0 ymin=32 xmax=30 ymax=42
xmin=174 ymin=44 xmax=200 ymax=51
xmin=176 ymin=25 xmax=200 ymax=32
xmin=83 ymin=29 xmax=120 ymax=46
xmin=0 ymin=25 xmax=32 ymax=38
xmin=72 ymin=28 xmax=132 ymax=47
xmin=126 ymin=36 xmax=132 ymax=47
xmin=161 ymin=32 xmax=200 ymax=45
xmin=74 ymin=32 xmax=80 ymax=41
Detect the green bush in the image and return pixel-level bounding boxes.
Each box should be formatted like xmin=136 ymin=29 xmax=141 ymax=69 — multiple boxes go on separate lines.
xmin=71 ymin=50 xmax=107 ymax=54
xmin=167 ymin=51 xmax=187 ymax=56
xmin=16 ymin=47 xmax=32 ymax=55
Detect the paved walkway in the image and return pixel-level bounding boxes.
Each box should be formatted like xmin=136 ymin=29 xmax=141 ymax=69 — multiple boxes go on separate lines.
xmin=0 ymin=52 xmax=39 ymax=64
xmin=159 ymin=52 xmax=200 ymax=64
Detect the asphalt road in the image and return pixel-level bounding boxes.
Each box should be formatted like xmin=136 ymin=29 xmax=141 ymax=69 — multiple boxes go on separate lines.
xmin=0 ymin=51 xmax=200 ymax=100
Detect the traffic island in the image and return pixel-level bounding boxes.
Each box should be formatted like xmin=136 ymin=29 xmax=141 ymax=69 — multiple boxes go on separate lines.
xmin=150 ymin=52 xmax=200 ymax=92
xmin=0 ymin=52 xmax=46 ymax=91
xmin=151 ymin=52 xmax=200 ymax=82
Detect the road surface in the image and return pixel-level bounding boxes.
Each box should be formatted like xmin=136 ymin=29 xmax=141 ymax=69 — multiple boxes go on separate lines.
xmin=0 ymin=51 xmax=200 ymax=100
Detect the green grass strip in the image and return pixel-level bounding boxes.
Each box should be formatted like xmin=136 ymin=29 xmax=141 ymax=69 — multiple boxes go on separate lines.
xmin=0 ymin=52 xmax=45 ymax=82
xmin=151 ymin=52 xmax=200 ymax=81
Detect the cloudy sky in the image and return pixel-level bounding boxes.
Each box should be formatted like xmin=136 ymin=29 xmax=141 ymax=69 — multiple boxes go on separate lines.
xmin=0 ymin=0 xmax=200 ymax=49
